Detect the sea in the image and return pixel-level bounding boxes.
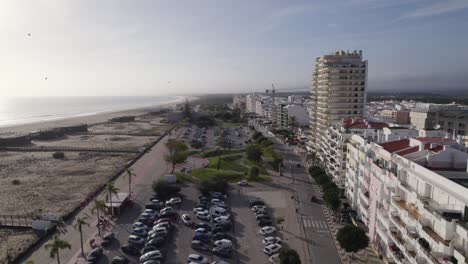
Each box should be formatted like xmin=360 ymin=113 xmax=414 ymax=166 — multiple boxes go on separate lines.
xmin=0 ymin=96 xmax=183 ymax=128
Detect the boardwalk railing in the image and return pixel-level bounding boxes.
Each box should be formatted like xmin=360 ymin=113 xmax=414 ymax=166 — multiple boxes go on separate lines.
xmin=0 ymin=215 xmax=35 ymax=228
xmin=0 ymin=146 xmax=141 ymax=153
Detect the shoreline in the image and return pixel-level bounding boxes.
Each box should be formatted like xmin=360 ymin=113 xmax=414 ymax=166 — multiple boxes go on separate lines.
xmin=0 ymin=97 xmax=185 ymax=135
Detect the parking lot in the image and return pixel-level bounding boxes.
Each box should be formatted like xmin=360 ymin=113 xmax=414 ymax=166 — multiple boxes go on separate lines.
xmin=178 ymin=125 xmax=250 ymax=150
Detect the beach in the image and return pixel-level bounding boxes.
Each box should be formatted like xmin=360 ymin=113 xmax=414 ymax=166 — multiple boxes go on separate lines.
xmin=0 ymin=98 xmax=184 ymax=263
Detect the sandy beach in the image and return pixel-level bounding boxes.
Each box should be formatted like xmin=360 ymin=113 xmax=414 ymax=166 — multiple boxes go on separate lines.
xmin=0 ymin=98 xmax=184 ymax=263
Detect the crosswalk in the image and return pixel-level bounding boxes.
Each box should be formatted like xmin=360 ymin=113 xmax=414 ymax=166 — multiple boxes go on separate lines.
xmin=302 ymin=216 xmax=328 ymax=229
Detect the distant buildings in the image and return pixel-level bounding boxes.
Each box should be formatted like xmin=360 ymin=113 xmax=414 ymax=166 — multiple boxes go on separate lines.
xmin=410 ymin=103 xmax=468 ymax=136
xmin=346 ymin=134 xmax=468 ymax=264
xmin=308 ymin=50 xmax=368 ymax=153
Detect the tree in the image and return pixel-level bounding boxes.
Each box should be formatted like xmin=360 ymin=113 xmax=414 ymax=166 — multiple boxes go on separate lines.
xmin=125 ymin=168 xmax=135 ymax=198
xmin=289 ymin=116 xmax=298 ymax=140
xmin=164 ymin=139 xmax=188 ymax=173
xmin=307 ymin=152 xmax=318 ymax=166
xmin=336 ymin=225 xmax=369 ymax=259
xmin=91 ymin=199 xmax=107 ymax=235
xmin=152 ymin=180 xmax=181 ymax=200
xmin=249 ymin=166 xmax=260 ymax=179
xmin=45 ymin=235 xmax=71 ymax=264
xmin=183 ymin=98 xmax=192 ymax=120
xmin=279 ymin=247 xmax=301 ymax=264
xmin=246 ymin=145 xmax=262 ymax=162
xmin=73 ymin=217 xmax=89 ymax=257
xmin=105 ymin=182 xmax=119 ymax=216
xmin=323 ymin=188 xmax=341 ymax=211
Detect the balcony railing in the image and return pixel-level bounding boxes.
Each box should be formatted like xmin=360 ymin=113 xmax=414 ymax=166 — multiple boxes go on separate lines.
xmin=394 ymin=200 xmax=420 ymax=220
xmin=421 ymin=225 xmax=451 ymax=247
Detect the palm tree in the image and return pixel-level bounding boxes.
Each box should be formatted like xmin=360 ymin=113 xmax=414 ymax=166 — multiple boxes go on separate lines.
xmin=125 ymin=168 xmax=135 ymax=198
xmin=91 ymin=199 xmax=107 ymax=235
xmin=73 ymin=216 xmax=89 ymax=257
xmin=105 ymin=182 xmax=119 ymax=216
xmin=45 ymin=235 xmax=71 ymax=264
xmin=307 ymin=152 xmax=318 ymax=166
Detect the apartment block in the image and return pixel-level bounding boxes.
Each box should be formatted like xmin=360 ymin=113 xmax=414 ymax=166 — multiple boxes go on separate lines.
xmin=308 ymin=50 xmax=367 ymax=153
xmin=410 ymin=103 xmax=468 ymax=136
xmin=321 ymin=118 xmax=387 ymax=188
xmin=346 ymin=135 xmax=468 ymax=264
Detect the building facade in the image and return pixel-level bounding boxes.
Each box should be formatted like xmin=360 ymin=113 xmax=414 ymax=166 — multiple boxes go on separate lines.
xmin=308 ymin=50 xmax=368 ymax=153
xmin=346 ymin=135 xmax=468 ymax=264
xmin=410 ymin=103 xmax=468 ymax=136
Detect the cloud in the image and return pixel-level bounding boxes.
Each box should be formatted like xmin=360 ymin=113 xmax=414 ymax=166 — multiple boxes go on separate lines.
xmin=401 ymin=0 xmax=468 ymax=19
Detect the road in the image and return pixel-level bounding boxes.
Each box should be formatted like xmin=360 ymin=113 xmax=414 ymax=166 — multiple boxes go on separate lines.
xmin=258 ymin=126 xmax=342 ymax=264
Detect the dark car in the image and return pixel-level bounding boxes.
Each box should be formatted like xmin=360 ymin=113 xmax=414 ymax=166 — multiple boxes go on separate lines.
xmin=101 ymin=232 xmax=114 ymax=247
xmin=147 ymin=236 xmax=166 ymax=247
xmin=146 ymin=232 xmax=168 ymax=242
xmin=214 ymin=222 xmax=231 ymax=231
xmin=195 ymin=222 xmax=212 ymax=231
xmin=158 ymin=211 xmax=176 ymax=218
xmin=146 ymin=202 xmax=162 ymax=210
xmin=249 ymin=199 xmax=265 ymax=207
xmin=212 ymin=226 xmax=228 ymax=234
xmin=111 ymin=256 xmax=129 ymax=264
xmin=141 ymin=245 xmax=159 ymax=254
xmin=256 ymin=214 xmax=271 ymax=221
xmin=193 ymin=233 xmax=211 ymax=243
xmin=154 ymin=218 xmax=172 ymax=225
xmin=212 ymin=247 xmax=232 ymax=258
xmin=121 ymin=244 xmax=141 ymax=256
xmin=213 ymin=232 xmax=233 ymax=241
xmin=86 ymin=247 xmax=103 ymax=263
xmin=191 ymin=240 xmax=211 ymax=251
xmin=257 ymin=219 xmax=273 ymax=227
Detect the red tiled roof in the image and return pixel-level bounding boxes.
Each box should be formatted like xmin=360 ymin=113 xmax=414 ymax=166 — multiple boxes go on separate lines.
xmin=380 ymin=139 xmax=410 ymax=153
xmin=429 ymin=145 xmax=444 ymax=153
xmin=397 ymin=146 xmax=419 ymax=156
xmin=342 ymin=118 xmax=388 ymax=129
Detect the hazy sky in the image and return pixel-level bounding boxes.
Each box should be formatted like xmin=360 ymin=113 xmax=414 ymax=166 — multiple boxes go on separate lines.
xmin=1 ymin=0 xmax=468 ymax=96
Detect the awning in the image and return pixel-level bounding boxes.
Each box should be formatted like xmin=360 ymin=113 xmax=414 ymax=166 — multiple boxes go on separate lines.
xmin=105 ymin=192 xmax=129 ymax=208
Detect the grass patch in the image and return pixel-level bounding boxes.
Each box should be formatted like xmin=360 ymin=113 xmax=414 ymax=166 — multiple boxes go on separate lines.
xmin=181 ymin=150 xmax=200 ymax=157
xmin=243 ymin=159 xmax=267 ymax=174
xmin=191 ymin=168 xmax=245 ymax=182
xmin=246 ymin=174 xmax=271 ymax=182
xmin=208 ymin=156 xmax=249 ymax=173
xmin=201 ymin=149 xmax=245 ymax=158
xmin=175 ymin=172 xmax=198 ymax=183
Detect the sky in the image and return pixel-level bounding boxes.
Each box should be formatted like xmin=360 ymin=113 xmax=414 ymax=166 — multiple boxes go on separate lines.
xmin=1 ymin=0 xmax=468 ymax=96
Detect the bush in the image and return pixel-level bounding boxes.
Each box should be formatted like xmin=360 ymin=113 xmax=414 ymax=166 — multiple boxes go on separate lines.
xmin=336 ymin=225 xmax=369 ymax=256
xmin=252 ymin=131 xmax=262 ymax=140
xmin=52 ymin=152 xmax=65 ymax=159
xmin=11 ymin=179 xmax=20 ymax=185
xmin=249 ymin=166 xmax=260 ymax=178
xmin=152 ymin=180 xmax=181 ymax=200
xmin=246 ymin=145 xmax=262 ymax=162
xmin=279 ymin=247 xmax=301 ymax=264
xmin=315 ymin=173 xmax=330 ymax=185
xmin=190 ymin=140 xmax=203 ymax=149
xmin=323 ymin=188 xmax=341 ymax=211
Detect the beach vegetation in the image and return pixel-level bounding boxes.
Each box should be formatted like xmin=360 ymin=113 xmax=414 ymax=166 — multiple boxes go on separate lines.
xmin=52 ymin=152 xmax=65 ymax=159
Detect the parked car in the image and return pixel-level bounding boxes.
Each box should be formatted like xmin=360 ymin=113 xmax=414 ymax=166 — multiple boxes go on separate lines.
xmin=133 ymin=222 xmax=149 ymax=230
xmin=257 ymin=219 xmax=273 ymax=227
xmin=263 ymin=243 xmax=282 ymax=256
xmin=160 ymin=207 xmax=174 ymax=213
xmin=259 ymin=226 xmax=276 ymax=235
xmin=195 ymin=222 xmax=212 ymax=230
xmin=121 ymin=244 xmax=141 ymax=256
xmin=212 ymin=247 xmax=232 ymax=258
xmin=256 ymin=214 xmax=271 ymax=221
xmin=214 ymin=239 xmax=232 ymax=249
xmin=86 ymin=247 xmax=103 ymax=263
xmin=154 ymin=218 xmax=171 ymax=225
xmin=193 ymin=207 xmax=208 ymax=214
xmin=269 ymin=253 xmax=280 ymax=264
xmin=187 ymin=254 xmax=209 ymax=264
xmin=154 ymin=222 xmax=172 ymax=230
xmin=147 ymin=236 xmax=166 ymax=247
xmin=158 ymin=211 xmax=176 ymax=218
xmin=214 ymin=223 xmax=231 ymax=231
xmin=139 ymin=250 xmax=163 ymax=262
xmin=142 ymin=245 xmax=159 ymax=254
xmin=100 ymin=232 xmax=114 ymax=247
xmin=196 ymin=211 xmax=212 ymax=220
xmin=195 ymin=227 xmax=211 ymax=235
xmin=142 ymin=260 xmax=161 ymax=264
xmin=213 ymin=232 xmax=232 ymax=241
xmin=146 ymin=232 xmax=168 ymax=241
xmin=146 ymin=202 xmax=162 ymax=210
xmin=251 ymin=205 xmax=267 ymax=212
xmin=128 ymin=235 xmax=145 ymax=247
xmin=148 ymin=227 xmax=168 ymax=237
xmin=182 ymin=214 xmax=193 ymax=226
xmin=191 ymin=240 xmax=211 ymax=251
xmin=213 ymin=216 xmax=230 ymax=224
xmin=165 ymin=197 xmax=182 ymax=206
xmin=211 ymin=199 xmax=227 ymax=207
xmin=249 ymin=199 xmax=264 ymax=207
xmin=111 ymin=256 xmax=129 ymax=264
xmin=262 ymin=236 xmax=282 ymax=245
xmin=193 ymin=233 xmax=211 ymax=243
xmin=132 ymin=227 xmax=149 ymax=237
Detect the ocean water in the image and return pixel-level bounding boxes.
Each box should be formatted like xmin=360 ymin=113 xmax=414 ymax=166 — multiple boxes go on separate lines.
xmin=0 ymin=96 xmax=182 ymax=127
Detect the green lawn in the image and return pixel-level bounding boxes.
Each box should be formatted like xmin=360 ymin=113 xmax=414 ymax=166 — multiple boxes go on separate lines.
xmin=208 ymin=154 xmax=249 ymax=173
xmin=201 ymin=149 xmax=245 ymax=158
xmin=175 ymin=172 xmax=198 ymax=183
xmin=191 ymin=168 xmax=245 ymax=182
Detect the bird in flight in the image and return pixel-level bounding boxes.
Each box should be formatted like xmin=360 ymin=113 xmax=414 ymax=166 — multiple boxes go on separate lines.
xmin=28 ymin=33 xmax=31 ymax=37
xmin=45 ymin=76 xmax=48 ymax=80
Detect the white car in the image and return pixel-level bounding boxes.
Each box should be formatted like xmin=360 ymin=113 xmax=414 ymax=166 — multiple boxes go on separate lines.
xmin=193 ymin=208 xmax=207 ymax=214
xmin=181 ymin=214 xmax=193 ymax=226
xmin=251 ymin=205 xmax=267 ymax=212
xmin=166 ymin=197 xmax=182 ymax=206
xmin=211 ymin=199 xmax=226 ymax=206
xmin=154 ymin=222 xmax=171 ymax=230
xmin=237 ymin=180 xmax=248 ymax=186
xmin=148 ymin=227 xmax=168 ymax=237
xmin=143 ymin=209 xmax=158 ymax=215
xmin=196 ymin=211 xmax=212 ymax=220
xmin=133 ymin=221 xmax=149 ymax=230
xmin=187 ymin=254 xmax=208 ymax=263
xmin=214 ymin=239 xmax=232 ymax=249
xmin=127 ymin=235 xmax=145 ymax=246
xmin=262 ymin=236 xmax=282 ymax=245
xmin=213 ymin=216 xmax=230 ymax=224
xmin=139 ymin=250 xmax=163 ymax=262
xmin=194 ymin=228 xmax=211 ymax=234
xmin=269 ymin=253 xmax=280 ymax=263
xmin=160 ymin=207 xmax=173 ymax=213
xmin=259 ymin=226 xmax=276 ymax=236
xmin=263 ymin=243 xmax=282 ymax=256
xmin=132 ymin=227 xmax=148 ymax=237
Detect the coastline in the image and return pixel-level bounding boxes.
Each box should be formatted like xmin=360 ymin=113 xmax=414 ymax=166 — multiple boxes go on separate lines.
xmin=0 ymin=97 xmax=186 ymax=135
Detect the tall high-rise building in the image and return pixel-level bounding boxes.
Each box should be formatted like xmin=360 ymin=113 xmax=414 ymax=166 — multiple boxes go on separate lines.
xmin=307 ymin=50 xmax=368 ymax=153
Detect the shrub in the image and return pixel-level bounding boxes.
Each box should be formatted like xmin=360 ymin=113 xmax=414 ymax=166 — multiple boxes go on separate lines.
xmin=190 ymin=140 xmax=203 ymax=149
xmin=52 ymin=152 xmax=65 ymax=159
xmin=11 ymin=179 xmax=20 ymax=185
xmin=315 ymin=173 xmax=330 ymax=185
xmin=336 ymin=225 xmax=369 ymax=258
xmin=252 ymin=131 xmax=262 ymax=140
xmin=246 ymin=145 xmax=262 ymax=162
xmin=152 ymin=180 xmax=181 ymax=200
xmin=249 ymin=166 xmax=260 ymax=179
xmin=279 ymin=247 xmax=301 ymax=264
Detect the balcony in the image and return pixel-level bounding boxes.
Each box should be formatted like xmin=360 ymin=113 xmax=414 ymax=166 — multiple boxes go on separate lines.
xmin=394 ymin=200 xmax=420 ymax=221
xmin=389 ymin=242 xmax=406 ymax=263
xmin=390 ymin=228 xmax=405 ymax=246
xmin=421 ymin=225 xmax=450 ymax=247
xmin=391 ymin=213 xmax=407 ymax=229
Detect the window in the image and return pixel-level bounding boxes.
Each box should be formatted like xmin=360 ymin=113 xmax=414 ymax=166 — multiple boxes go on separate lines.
xmin=448 ymin=122 xmax=453 ymax=127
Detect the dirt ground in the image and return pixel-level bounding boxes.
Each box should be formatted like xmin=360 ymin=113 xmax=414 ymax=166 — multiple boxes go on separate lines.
xmin=0 ymin=229 xmax=39 ymax=264
xmin=0 ymin=151 xmax=136 ymax=216
xmin=88 ymin=119 xmax=172 ymax=136
xmin=32 ymin=134 xmax=158 ymax=150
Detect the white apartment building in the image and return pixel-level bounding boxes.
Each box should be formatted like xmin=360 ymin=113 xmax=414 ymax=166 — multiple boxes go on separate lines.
xmin=308 ymin=50 xmax=368 ymax=153
xmin=346 ymin=135 xmax=468 ymax=264
xmin=245 ymin=94 xmax=257 ymax=113
xmin=321 ymin=118 xmax=387 ymax=188
xmin=410 ymin=103 xmax=468 ymax=136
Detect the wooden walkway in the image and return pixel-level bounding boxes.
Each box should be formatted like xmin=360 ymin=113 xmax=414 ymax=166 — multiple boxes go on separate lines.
xmin=0 ymin=215 xmax=34 ymax=228
xmin=0 ymin=146 xmax=142 ymax=153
